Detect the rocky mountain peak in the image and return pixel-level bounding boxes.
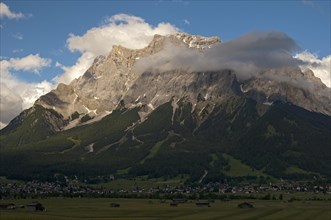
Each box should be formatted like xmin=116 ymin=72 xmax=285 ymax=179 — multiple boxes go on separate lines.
xmin=37 ymin=33 xmax=221 ymax=112
xmin=12 ymin=32 xmax=331 ymax=132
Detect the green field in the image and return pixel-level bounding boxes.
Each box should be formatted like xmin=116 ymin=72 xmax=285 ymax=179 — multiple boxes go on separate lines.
xmin=1 ymin=198 xmax=330 ymax=220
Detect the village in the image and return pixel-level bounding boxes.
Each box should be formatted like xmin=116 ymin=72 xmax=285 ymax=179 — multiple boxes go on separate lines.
xmin=1 ymin=180 xmax=330 ymax=200
xmin=1 ymin=180 xmax=330 ymax=218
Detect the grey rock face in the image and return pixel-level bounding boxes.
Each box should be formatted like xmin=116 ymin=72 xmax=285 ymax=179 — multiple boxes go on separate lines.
xmin=240 ymin=68 xmax=331 ymax=115
xmin=29 ymin=32 xmax=330 ymax=131
xmin=122 ymin=69 xmax=240 ymax=121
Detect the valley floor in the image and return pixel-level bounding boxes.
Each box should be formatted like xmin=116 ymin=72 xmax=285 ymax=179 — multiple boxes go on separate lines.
xmin=1 ymin=198 xmax=330 ymax=220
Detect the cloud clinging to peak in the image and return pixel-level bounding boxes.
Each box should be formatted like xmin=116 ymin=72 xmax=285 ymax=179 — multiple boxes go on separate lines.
xmin=135 ymin=32 xmax=299 ymax=77
xmin=135 ymin=31 xmax=330 ymax=90
xmin=295 ymin=52 xmax=331 ymax=87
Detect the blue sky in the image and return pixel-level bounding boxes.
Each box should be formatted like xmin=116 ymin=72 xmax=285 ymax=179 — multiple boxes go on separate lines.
xmin=1 ymin=1 xmax=330 ymax=81
xmin=0 ymin=0 xmax=330 ymax=126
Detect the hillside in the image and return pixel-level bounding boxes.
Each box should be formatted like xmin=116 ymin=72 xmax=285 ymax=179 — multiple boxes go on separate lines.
xmin=1 ymin=33 xmax=331 ymax=183
xmin=1 ymin=94 xmax=330 ymax=183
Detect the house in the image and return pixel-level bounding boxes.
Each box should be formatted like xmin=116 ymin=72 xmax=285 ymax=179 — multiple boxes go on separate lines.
xmin=195 ymin=200 xmax=211 ymax=207
xmin=0 ymin=203 xmax=15 ymax=209
xmin=26 ymin=202 xmax=45 ymax=211
xmin=238 ymin=202 xmax=254 ymax=209
xmin=172 ymin=198 xmax=187 ymax=203
xmin=170 ymin=202 xmax=178 ymax=207
xmin=288 ymin=198 xmax=296 ymax=203
xmin=221 ymin=197 xmax=231 ymax=202
xmin=110 ymin=203 xmax=120 ymax=208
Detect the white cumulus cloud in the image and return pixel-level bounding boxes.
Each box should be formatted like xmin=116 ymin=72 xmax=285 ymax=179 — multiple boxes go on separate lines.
xmin=55 ymin=13 xmax=179 ymax=84
xmin=183 ymin=19 xmax=190 ymax=25
xmin=295 ymin=51 xmax=331 ymax=88
xmin=13 ymin=32 xmax=23 ymax=40
xmin=0 ymin=2 xmax=26 ymax=19
xmin=54 ymin=52 xmax=95 ymax=84
xmin=12 ymin=49 xmax=24 ymax=53
xmin=0 ymin=54 xmax=54 ymax=126
xmin=0 ymin=83 xmax=23 ymax=128
xmin=1 ymin=54 xmax=51 ymax=75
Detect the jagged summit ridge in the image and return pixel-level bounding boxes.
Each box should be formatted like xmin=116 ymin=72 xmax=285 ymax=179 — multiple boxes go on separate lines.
xmin=174 ymin=33 xmax=221 ymax=49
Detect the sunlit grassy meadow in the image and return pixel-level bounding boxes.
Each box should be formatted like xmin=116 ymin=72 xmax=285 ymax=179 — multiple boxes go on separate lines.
xmin=1 ymin=198 xmax=330 ymax=220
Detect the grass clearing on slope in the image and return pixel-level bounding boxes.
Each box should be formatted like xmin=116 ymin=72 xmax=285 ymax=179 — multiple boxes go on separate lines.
xmin=139 ymin=140 xmax=165 ymax=164
xmin=285 ymin=166 xmax=310 ymax=174
xmin=222 ymin=154 xmax=267 ymax=177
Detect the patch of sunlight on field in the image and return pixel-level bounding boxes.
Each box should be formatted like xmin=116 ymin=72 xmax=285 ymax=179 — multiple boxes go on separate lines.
xmin=1 ymin=198 xmax=330 ymax=220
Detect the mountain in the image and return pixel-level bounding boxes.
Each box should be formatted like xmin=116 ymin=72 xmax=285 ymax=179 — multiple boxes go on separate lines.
xmin=1 ymin=33 xmax=330 ymax=183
